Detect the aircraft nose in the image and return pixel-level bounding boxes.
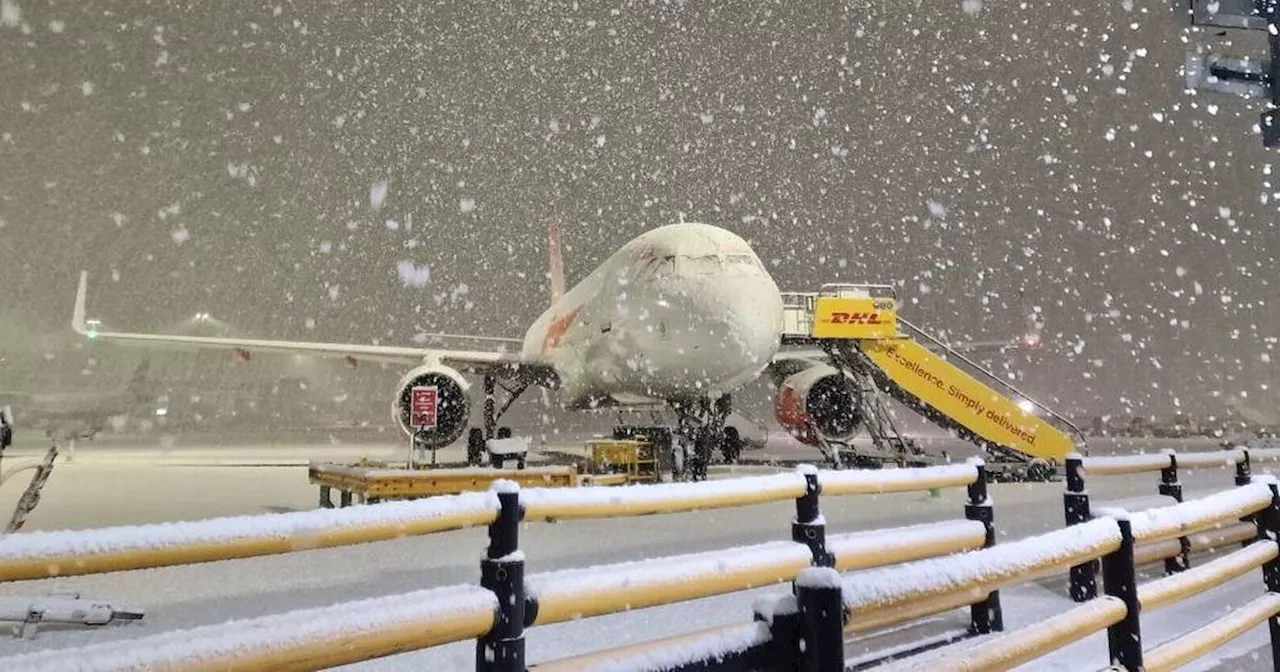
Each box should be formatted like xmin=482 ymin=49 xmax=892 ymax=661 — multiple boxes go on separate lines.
xmin=720 ymin=276 xmax=784 ymax=367
xmin=667 ymin=271 xmax=782 ymax=387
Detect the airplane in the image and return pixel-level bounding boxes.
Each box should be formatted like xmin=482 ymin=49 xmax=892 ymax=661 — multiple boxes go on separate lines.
xmin=1224 ymin=396 xmax=1280 ymax=437
xmin=68 ymin=221 xmax=1034 ymax=477
xmin=0 ymin=358 xmax=154 ymax=440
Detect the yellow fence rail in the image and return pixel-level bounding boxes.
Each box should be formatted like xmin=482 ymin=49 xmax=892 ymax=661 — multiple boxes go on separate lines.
xmin=1143 ymin=592 xmax=1280 ymax=671
xmin=529 ymin=478 xmax=1280 ymax=672
xmin=0 ymin=491 xmax=501 ymax=582
xmin=0 ymin=584 xmax=498 ymax=671
xmin=1065 ymin=442 xmax=1280 ymax=604
xmin=880 ymin=596 xmax=1129 ymax=672
xmin=0 ymin=463 xmax=978 ymax=582
xmin=848 ymin=479 xmax=1280 ymax=672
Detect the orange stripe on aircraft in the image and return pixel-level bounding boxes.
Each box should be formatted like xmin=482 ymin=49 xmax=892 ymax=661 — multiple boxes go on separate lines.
xmin=540 ymin=308 xmax=581 ymax=354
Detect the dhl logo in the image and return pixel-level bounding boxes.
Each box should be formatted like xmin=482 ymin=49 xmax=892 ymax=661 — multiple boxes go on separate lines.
xmin=824 ymin=311 xmax=884 ymax=325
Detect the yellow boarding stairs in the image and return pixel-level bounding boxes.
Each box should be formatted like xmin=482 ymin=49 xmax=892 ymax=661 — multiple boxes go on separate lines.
xmin=778 ymin=283 xmax=1088 ymax=481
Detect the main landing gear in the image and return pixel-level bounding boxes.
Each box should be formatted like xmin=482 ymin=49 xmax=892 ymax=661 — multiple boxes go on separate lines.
xmin=670 ymin=395 xmax=742 ymax=482
xmin=464 ymin=375 xmax=528 ymax=467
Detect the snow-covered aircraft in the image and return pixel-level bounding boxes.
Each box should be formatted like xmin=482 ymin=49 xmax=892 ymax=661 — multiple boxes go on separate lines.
xmin=70 ymin=222 xmax=1027 ymax=472
xmin=0 ymin=358 xmax=154 ymax=440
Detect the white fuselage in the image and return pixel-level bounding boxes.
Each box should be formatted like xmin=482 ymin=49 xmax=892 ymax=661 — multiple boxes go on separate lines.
xmin=519 ymin=223 xmax=784 ymax=408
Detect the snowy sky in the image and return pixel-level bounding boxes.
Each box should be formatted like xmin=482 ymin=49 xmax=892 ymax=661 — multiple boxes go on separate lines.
xmin=0 ymin=0 xmax=1276 ymax=418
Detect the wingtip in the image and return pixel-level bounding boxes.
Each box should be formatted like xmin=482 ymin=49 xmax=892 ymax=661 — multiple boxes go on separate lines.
xmin=72 ymin=270 xmax=88 ymax=335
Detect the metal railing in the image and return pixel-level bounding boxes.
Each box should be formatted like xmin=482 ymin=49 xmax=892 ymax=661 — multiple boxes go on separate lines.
xmin=0 ymin=451 xmax=1274 ymax=670
xmin=535 ymin=482 xmax=1280 ymax=672
xmin=1064 ymin=444 xmax=1280 ymax=597
xmin=0 ymin=462 xmax=988 ymax=670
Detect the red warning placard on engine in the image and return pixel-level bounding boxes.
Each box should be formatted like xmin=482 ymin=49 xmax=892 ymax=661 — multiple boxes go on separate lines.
xmin=410 ymin=386 xmax=439 ymax=429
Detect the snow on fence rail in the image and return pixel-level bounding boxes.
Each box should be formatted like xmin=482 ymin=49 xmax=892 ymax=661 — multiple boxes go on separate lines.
xmin=815 ymin=462 xmax=978 ymax=495
xmin=524 ymin=519 xmax=986 ymax=627
xmin=521 ymin=480 xmax=1280 ymax=672
xmin=876 ymin=596 xmax=1129 ymax=672
xmin=0 ymin=462 xmax=977 ymax=581
xmin=0 ymin=491 xmax=502 ymax=582
xmin=0 ymin=583 xmax=498 ymax=672
xmin=1077 ymin=441 xmax=1280 ymax=477
xmin=839 ymin=517 xmax=1122 ymax=612
xmin=1142 ymin=592 xmax=1280 ymax=672
xmin=1128 ymin=481 xmax=1274 ymax=544
xmin=526 ymin=539 xmax=813 ymax=625
xmin=828 ymin=519 xmax=986 ymax=572
xmin=517 ymin=471 xmax=808 ymax=521
xmin=1065 ymin=444 xmax=1277 ymax=603
xmin=1 ymin=467 xmax=1274 ymax=672
xmin=1138 ymin=540 xmax=1279 ymax=612
xmin=527 ymin=622 xmax=772 ymax=672
xmin=846 ymin=482 xmax=1280 ymax=672
xmin=1132 ymin=521 xmax=1258 ymax=566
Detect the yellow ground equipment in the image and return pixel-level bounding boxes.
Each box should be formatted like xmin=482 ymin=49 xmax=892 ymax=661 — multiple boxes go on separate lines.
xmin=584 ymin=438 xmax=660 ymax=483
xmin=308 ymin=462 xmax=633 ymax=507
xmin=310 ymin=437 xmax=665 ymax=507
xmin=780 ymin=283 xmax=1087 ymax=481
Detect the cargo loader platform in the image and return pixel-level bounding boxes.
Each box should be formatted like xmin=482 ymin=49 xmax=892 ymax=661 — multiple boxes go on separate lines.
xmin=309 ymin=462 xmax=631 ymax=507
xmin=309 ymin=437 xmax=661 ymax=506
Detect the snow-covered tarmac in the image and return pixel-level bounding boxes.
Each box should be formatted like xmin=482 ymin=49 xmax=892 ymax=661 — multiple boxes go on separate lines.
xmin=0 ymin=434 xmax=1273 ymax=670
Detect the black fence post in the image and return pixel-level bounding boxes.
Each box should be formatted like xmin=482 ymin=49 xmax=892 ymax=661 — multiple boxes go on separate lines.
xmin=965 ymin=461 xmax=1003 ymax=633
xmin=1238 ymin=449 xmax=1258 ymax=549
xmin=1158 ymin=453 xmax=1189 ymax=574
xmin=1064 ymin=455 xmax=1096 ymax=602
xmin=793 ymin=466 xmax=832 ymax=568
xmin=483 ymin=375 xmax=496 ymax=441
xmin=1259 ymin=481 xmax=1280 ymax=669
xmin=477 ymin=483 xmax=526 ymax=672
xmin=1101 ymin=516 xmax=1142 ymax=671
xmin=755 ymin=594 xmax=801 ymax=672
xmin=795 ymin=568 xmax=846 ymax=672
xmin=1238 ymin=449 xmax=1254 ymax=487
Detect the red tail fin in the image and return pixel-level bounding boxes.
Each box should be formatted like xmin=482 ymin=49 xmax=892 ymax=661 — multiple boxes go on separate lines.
xmin=547 ymin=215 xmax=565 ymax=306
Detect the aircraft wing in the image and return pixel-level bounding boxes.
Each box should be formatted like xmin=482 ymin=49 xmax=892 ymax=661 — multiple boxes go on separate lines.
xmin=71 ymin=272 xmax=558 ymax=386
xmin=0 ymin=392 xmax=37 ymax=406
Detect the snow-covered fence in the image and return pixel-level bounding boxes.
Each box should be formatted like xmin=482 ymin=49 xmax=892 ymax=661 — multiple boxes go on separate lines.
xmin=0 ymin=466 xmax=988 ymax=672
xmin=0 ymin=462 xmax=979 ymax=582
xmin=0 ymin=583 xmax=500 ymax=671
xmin=1141 ymin=593 xmax=1280 ymax=671
xmin=2 ymin=470 xmax=1274 ymax=671
xmin=879 ymin=481 xmax=1280 ymax=672
xmin=0 ymin=491 xmax=503 ymax=582
xmin=518 ymin=462 xmax=978 ymax=521
xmin=531 ymin=482 xmax=1280 ymax=672
xmin=1066 ymin=445 xmax=1275 ymax=601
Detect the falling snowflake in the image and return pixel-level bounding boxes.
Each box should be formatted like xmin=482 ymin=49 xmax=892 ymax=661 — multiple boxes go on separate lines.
xmin=396 ymin=261 xmax=430 ymax=287
xmin=370 ymin=180 xmax=389 ymax=211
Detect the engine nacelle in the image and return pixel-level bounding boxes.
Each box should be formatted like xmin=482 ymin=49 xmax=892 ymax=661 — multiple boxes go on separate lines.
xmin=773 ymin=364 xmax=862 ymax=445
xmin=392 ymin=364 xmax=471 ymax=448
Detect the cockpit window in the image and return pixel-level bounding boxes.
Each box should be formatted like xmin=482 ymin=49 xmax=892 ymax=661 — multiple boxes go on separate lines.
xmin=633 ymin=253 xmax=675 ymax=277
xmin=673 ymin=253 xmax=757 ymax=275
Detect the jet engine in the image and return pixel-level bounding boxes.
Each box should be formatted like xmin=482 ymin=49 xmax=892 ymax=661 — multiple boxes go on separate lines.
xmin=773 ymin=364 xmax=863 ymax=445
xmin=392 ymin=364 xmax=471 ymax=448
